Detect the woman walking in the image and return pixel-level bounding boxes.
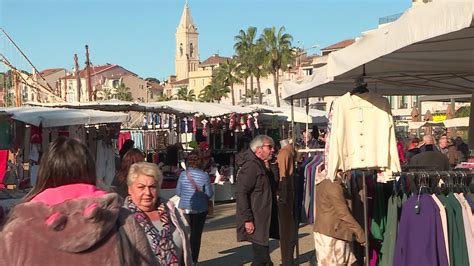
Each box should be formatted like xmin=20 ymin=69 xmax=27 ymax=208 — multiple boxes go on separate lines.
xmin=177 ymin=151 xmax=214 ymax=264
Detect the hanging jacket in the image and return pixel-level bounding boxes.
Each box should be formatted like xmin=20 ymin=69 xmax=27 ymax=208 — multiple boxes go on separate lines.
xmin=0 ymin=184 xmax=157 ymax=266
xmin=313 ymin=178 xmax=365 ymax=243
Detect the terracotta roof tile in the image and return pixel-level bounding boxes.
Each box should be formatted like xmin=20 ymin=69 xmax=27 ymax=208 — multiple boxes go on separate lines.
xmin=321 ymin=39 xmax=355 ymax=51
xmin=200 ymin=54 xmax=230 ymax=66
xmin=63 ymin=64 xmax=116 ymax=79
xmin=39 ymin=68 xmax=64 ymax=77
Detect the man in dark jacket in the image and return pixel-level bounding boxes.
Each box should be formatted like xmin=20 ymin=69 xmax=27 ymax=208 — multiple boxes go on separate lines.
xmin=408 ymin=144 xmax=450 ymax=171
xmin=236 ymin=135 xmax=279 ymax=266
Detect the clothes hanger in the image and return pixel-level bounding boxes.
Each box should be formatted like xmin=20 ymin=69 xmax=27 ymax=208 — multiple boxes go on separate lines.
xmin=350 ymin=65 xmax=369 ymax=95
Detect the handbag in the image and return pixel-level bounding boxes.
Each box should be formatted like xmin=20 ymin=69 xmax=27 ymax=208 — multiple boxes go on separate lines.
xmin=185 ymin=170 xmax=213 ymax=215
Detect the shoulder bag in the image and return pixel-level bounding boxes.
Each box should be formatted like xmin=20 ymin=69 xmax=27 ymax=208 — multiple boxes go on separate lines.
xmin=184 ymin=170 xmax=214 ymax=215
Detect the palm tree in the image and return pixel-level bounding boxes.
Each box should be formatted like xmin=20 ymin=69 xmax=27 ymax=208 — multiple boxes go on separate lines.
xmin=156 ymin=94 xmax=172 ymax=102
xmin=115 ymin=83 xmax=133 ymax=101
xmin=199 ymin=78 xmax=230 ymax=103
xmin=252 ymin=41 xmax=269 ymax=104
xmin=234 ymin=27 xmax=258 ymax=104
xmin=259 ymin=26 xmax=294 ymax=107
xmin=97 ymin=86 xmax=113 ymax=100
xmin=214 ymin=58 xmax=241 ymax=105
xmin=242 ymin=88 xmax=262 ymax=104
xmin=176 ymin=86 xmax=195 ymax=101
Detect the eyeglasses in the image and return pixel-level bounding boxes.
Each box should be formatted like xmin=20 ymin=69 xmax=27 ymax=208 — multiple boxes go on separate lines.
xmin=261 ymin=144 xmax=274 ymax=149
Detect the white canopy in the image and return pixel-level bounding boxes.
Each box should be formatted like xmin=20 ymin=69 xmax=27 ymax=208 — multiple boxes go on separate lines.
xmin=407 ymin=121 xmax=445 ymax=130
xmin=443 ymin=117 xmax=470 ymax=127
xmin=283 ymin=0 xmax=474 ymax=99
xmin=144 ymin=100 xmax=255 ymax=117
xmin=248 ymin=104 xmax=328 ymax=124
xmin=0 ymin=107 xmax=128 ymax=127
xmin=26 ymin=100 xmax=179 ymax=114
xmin=407 ymin=117 xmax=470 ymax=129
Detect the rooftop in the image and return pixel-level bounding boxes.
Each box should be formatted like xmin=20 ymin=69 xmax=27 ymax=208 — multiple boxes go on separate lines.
xmin=321 ymin=39 xmax=355 ymax=51
xmin=200 ymin=54 xmax=230 ymax=66
xmin=38 ymin=68 xmax=65 ymax=77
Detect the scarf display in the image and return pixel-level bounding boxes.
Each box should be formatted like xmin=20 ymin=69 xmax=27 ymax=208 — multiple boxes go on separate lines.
xmin=126 ymin=197 xmax=178 ymax=265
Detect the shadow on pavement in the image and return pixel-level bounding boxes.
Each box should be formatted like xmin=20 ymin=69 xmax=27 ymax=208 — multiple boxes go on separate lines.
xmin=200 ymin=232 xmax=313 ymax=266
xmin=297 ymin=249 xmax=316 ymax=265
xmin=199 ymin=239 xmax=279 ymax=266
xmin=205 ymin=214 xmax=236 ymax=232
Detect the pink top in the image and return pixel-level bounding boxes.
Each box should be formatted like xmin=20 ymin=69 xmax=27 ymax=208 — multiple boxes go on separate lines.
xmin=31 ymin=183 xmax=107 ymax=206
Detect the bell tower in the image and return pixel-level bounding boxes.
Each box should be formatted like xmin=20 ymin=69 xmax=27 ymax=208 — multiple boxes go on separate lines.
xmin=175 ymin=0 xmax=199 ymax=81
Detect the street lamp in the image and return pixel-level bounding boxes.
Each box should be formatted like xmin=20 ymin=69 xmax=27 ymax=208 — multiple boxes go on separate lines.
xmin=296 ymin=44 xmax=319 ymax=107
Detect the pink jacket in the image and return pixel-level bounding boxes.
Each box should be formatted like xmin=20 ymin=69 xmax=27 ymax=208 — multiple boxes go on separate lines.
xmin=0 ymin=183 xmax=157 ymax=265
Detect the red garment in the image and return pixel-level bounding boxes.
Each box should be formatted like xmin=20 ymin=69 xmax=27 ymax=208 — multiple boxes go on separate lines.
xmin=118 ymin=132 xmax=131 ymax=151
xmin=397 ymin=142 xmax=406 ymax=163
xmin=0 ymin=150 xmax=8 ymax=188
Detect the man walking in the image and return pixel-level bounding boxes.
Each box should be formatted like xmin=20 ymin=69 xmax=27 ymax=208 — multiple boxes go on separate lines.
xmin=236 ymin=135 xmax=279 ymax=266
xmin=276 ymin=139 xmax=297 ymax=265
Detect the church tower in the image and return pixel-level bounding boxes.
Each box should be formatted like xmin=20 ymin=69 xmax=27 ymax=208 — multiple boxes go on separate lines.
xmin=175 ymin=0 xmax=199 ymax=81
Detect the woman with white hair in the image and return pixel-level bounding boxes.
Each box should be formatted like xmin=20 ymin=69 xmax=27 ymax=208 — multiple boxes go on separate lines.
xmin=125 ymin=162 xmax=192 ymax=265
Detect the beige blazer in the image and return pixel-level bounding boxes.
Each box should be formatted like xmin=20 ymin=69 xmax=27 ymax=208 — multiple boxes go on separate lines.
xmin=327 ymin=92 xmax=401 ymax=179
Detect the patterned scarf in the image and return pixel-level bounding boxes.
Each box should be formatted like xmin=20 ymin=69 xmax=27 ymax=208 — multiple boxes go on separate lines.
xmin=126 ymin=197 xmax=178 ymax=265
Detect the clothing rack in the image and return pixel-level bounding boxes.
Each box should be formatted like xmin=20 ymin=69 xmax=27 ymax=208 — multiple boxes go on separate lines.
xmin=296 ymin=148 xmax=324 ymax=153
xmin=392 ymin=170 xmax=474 ymax=178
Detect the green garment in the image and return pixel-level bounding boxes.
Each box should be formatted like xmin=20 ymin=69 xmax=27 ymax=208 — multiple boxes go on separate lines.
xmin=446 ymin=193 xmax=469 ymax=266
xmin=0 ymin=120 xmax=12 ymax=150
xmin=379 ymin=193 xmax=406 ymax=266
xmin=371 ymin=183 xmax=387 ymax=240
xmin=437 ymin=193 xmax=469 ymax=266
xmin=437 ymin=194 xmax=455 ymax=265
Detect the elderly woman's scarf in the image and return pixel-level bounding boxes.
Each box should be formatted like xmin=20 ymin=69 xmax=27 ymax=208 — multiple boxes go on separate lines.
xmin=126 ymin=197 xmax=178 ymax=265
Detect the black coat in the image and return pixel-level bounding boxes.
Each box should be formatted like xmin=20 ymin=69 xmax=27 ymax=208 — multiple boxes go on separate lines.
xmin=235 ymin=149 xmax=279 ymax=246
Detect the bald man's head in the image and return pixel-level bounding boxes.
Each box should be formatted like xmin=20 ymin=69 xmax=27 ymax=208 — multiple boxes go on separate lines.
xmin=423 ymin=135 xmax=434 ymax=145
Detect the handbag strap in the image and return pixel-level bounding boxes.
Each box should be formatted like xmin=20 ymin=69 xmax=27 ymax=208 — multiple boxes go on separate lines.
xmin=185 ymin=170 xmax=202 ymax=192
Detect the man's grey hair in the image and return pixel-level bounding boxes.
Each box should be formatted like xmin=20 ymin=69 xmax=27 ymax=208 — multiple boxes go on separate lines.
xmin=250 ymin=135 xmax=274 ymax=152
xmin=423 ymin=134 xmax=434 ymax=144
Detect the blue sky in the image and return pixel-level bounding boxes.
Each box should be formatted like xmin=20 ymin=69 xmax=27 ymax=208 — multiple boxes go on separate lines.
xmin=1 ymin=0 xmax=411 ymax=81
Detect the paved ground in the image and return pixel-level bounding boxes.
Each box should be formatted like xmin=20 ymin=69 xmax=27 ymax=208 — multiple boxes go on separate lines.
xmin=198 ymin=202 xmax=315 ymax=266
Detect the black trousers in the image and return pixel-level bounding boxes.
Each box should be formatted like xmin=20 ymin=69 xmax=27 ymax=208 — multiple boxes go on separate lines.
xmin=184 ymin=211 xmax=208 ymax=263
xmin=251 ymin=243 xmax=273 ymax=266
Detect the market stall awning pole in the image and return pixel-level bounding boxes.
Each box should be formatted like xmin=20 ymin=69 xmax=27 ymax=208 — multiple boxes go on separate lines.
xmin=291 ymin=96 xmax=295 ymax=146
xmin=469 ymin=93 xmax=474 ymax=149
xmin=305 ymin=96 xmax=309 ymax=150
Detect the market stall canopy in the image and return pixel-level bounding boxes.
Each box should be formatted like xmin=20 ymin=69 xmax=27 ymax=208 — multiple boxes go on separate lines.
xmin=407 ymin=117 xmax=470 ymax=129
xmin=144 ymin=100 xmax=255 ymax=117
xmin=282 ymin=0 xmax=474 ymax=99
xmin=25 ymin=100 xmax=178 ymax=114
xmin=248 ymin=104 xmax=328 ymax=124
xmin=0 ymin=107 xmax=128 ymax=127
xmin=408 ymin=121 xmax=444 ymax=130
xmin=443 ymin=117 xmax=470 ymax=127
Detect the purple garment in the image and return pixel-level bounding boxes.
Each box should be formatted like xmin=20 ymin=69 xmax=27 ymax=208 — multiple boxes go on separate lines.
xmin=393 ymin=194 xmax=448 ymax=266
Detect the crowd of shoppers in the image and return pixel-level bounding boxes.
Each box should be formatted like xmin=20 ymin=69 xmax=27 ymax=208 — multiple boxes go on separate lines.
xmin=1 ymin=131 xmax=468 ymax=265
xmin=399 ymin=133 xmax=469 ymax=170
